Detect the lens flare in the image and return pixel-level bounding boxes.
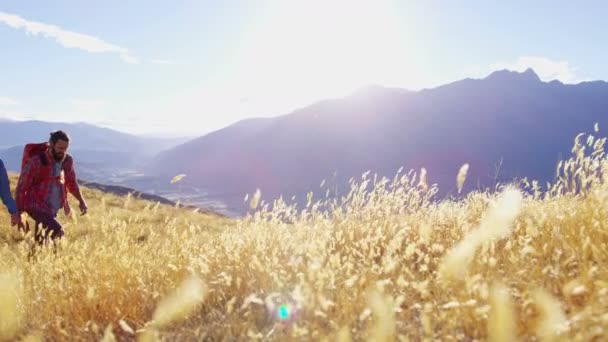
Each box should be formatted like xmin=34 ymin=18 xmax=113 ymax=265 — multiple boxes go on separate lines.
xmin=278 ymin=305 xmax=290 ymax=320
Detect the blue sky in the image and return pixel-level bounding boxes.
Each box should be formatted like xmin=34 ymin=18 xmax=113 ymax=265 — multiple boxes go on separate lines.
xmin=1 ymin=0 xmax=607 ymax=136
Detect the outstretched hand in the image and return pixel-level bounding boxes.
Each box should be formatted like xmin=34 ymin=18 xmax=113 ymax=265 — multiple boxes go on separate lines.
xmin=11 ymin=212 xmax=25 ymax=232
xmin=79 ymin=201 xmax=88 ymax=216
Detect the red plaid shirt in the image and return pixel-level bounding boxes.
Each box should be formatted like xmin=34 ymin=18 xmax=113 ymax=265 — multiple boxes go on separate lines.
xmin=16 ymin=150 xmax=81 ymax=216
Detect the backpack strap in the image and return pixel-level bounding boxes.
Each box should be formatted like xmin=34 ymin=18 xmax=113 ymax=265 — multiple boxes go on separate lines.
xmin=39 ymin=152 xmax=48 ymax=166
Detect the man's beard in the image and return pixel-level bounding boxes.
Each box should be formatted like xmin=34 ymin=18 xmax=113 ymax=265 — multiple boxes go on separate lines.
xmin=51 ymin=149 xmax=65 ymax=162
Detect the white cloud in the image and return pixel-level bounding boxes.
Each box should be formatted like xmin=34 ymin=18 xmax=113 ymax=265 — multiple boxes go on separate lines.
xmin=0 ymin=11 xmax=138 ymax=64
xmin=0 ymin=97 xmax=18 ymax=105
xmin=491 ymin=56 xmax=582 ymax=83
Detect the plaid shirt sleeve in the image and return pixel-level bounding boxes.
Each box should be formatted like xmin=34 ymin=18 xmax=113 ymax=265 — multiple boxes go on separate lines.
xmin=15 ymin=156 xmax=37 ymax=212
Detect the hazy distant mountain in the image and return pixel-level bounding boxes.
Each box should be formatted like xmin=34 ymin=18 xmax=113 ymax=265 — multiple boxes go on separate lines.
xmin=0 ymin=120 xmax=187 ymax=181
xmin=0 ymin=120 xmax=185 ymax=152
xmin=149 ymin=68 xmax=608 ymax=213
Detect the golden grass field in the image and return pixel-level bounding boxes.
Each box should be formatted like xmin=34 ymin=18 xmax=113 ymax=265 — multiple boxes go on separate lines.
xmin=1 ymin=132 xmax=607 ymax=341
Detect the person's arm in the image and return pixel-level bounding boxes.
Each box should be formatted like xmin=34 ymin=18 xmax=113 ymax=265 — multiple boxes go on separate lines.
xmin=64 ymin=157 xmax=87 ymax=214
xmin=0 ymin=160 xmax=17 ymax=215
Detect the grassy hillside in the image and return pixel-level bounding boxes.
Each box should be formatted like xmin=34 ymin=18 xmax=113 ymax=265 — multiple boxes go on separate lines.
xmin=1 ymin=132 xmax=608 ymax=341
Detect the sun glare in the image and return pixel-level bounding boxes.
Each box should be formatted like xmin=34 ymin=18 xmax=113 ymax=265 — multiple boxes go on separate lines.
xmin=233 ymin=0 xmax=414 ymax=101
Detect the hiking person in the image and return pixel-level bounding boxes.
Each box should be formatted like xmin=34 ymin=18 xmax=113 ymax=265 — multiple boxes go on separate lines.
xmin=0 ymin=158 xmax=23 ymax=228
xmin=16 ymin=130 xmax=88 ymax=243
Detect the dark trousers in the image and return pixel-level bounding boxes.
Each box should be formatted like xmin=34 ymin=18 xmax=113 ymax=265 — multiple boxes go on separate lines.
xmin=27 ymin=210 xmax=64 ymax=243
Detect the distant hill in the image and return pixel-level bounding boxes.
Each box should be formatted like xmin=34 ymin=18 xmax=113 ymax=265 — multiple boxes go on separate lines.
xmin=78 ymin=180 xmax=223 ymax=217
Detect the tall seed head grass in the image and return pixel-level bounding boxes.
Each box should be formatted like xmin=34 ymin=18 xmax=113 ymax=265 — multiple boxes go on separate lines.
xmin=439 ymin=187 xmax=522 ymax=281
xmin=488 ymin=282 xmax=516 ymax=342
xmin=0 ymin=271 xmax=24 ymax=341
xmin=533 ymin=289 xmax=568 ymax=342
xmin=367 ymin=290 xmax=396 ymax=342
xmin=150 ymin=276 xmax=207 ymax=329
xmin=1 ymin=130 xmax=607 ymax=340
xmin=457 ymin=163 xmax=470 ymax=194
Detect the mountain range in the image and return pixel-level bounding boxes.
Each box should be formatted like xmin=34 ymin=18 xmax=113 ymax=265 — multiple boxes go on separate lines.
xmin=148 ymin=68 xmax=608 ymax=214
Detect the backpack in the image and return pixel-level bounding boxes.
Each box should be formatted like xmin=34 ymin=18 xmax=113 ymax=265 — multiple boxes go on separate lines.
xmin=21 ymin=142 xmax=49 ymax=173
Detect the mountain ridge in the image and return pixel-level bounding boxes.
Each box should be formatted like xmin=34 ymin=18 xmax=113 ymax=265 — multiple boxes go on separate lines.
xmin=147 ymin=68 xmax=608 ymax=214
